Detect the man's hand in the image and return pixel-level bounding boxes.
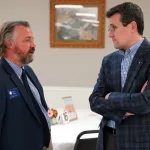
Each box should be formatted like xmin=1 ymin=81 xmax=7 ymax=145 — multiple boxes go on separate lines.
xmin=125 ymin=112 xmax=134 ymax=116
xmin=125 ymin=81 xmax=148 ymax=116
xmin=105 ymin=93 xmax=110 ymax=100
xmin=141 ymin=81 xmax=148 ymax=92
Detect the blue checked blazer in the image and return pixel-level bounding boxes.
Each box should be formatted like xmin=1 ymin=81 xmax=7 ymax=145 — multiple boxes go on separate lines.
xmin=89 ymin=38 xmax=150 ymax=150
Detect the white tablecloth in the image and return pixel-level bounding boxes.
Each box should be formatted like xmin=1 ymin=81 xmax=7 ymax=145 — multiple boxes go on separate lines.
xmin=51 ymin=109 xmax=102 ymax=150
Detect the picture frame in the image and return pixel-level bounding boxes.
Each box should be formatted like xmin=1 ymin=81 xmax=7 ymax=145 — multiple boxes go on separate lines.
xmin=62 ymin=96 xmax=78 ymax=121
xmin=50 ymin=0 xmax=105 ymax=48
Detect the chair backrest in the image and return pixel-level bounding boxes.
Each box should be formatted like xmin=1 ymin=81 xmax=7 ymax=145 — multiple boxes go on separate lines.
xmin=73 ymin=130 xmax=99 ymax=150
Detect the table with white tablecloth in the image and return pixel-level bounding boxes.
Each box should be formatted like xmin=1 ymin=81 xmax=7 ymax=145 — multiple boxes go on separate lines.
xmin=51 ymin=109 xmax=102 ymax=150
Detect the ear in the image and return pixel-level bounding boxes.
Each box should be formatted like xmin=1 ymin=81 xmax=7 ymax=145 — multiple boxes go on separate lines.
xmin=130 ymin=21 xmax=137 ymax=32
xmin=5 ymin=40 xmax=14 ymax=49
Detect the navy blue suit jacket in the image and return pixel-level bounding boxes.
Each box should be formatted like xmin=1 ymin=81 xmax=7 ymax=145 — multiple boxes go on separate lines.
xmin=89 ymin=38 xmax=150 ymax=150
xmin=0 ymin=58 xmax=50 ymax=150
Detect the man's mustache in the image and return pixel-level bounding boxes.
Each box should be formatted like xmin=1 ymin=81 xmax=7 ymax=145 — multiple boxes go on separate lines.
xmin=28 ymin=47 xmax=35 ymax=53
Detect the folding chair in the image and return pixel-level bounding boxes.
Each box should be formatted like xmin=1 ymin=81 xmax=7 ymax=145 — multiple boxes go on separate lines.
xmin=73 ymin=130 xmax=99 ymax=150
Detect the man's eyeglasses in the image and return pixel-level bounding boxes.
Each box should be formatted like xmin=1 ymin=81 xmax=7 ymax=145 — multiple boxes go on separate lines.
xmin=108 ymin=25 xmax=117 ymax=33
xmin=108 ymin=23 xmax=128 ymax=33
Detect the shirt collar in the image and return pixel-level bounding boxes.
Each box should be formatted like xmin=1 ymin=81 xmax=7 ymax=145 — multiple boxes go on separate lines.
xmin=119 ymin=38 xmax=144 ymax=57
xmin=4 ymin=58 xmax=23 ymax=79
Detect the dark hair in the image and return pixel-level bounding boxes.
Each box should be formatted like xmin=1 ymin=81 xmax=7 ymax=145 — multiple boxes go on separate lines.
xmin=106 ymin=2 xmax=144 ymax=35
xmin=0 ymin=21 xmax=30 ymax=57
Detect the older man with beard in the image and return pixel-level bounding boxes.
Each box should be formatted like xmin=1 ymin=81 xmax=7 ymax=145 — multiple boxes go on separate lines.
xmin=0 ymin=21 xmax=52 ymax=150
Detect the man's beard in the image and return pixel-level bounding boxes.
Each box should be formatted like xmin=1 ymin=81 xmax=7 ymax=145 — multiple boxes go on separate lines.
xmin=21 ymin=53 xmax=33 ymax=64
xmin=15 ymin=47 xmax=35 ymax=65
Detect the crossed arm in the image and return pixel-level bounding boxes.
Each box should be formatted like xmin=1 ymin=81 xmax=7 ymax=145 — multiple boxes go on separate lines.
xmin=89 ymin=59 xmax=150 ymax=122
xmin=90 ymin=79 xmax=150 ymax=122
xmin=105 ymin=81 xmax=148 ymax=116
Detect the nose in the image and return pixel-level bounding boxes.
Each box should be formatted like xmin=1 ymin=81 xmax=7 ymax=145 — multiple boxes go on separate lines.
xmin=108 ymin=31 xmax=114 ymax=38
xmin=31 ymin=41 xmax=36 ymax=48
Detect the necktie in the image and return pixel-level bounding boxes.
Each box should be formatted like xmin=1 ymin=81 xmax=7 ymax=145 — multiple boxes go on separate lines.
xmin=21 ymin=69 xmax=33 ymax=95
xmin=21 ymin=68 xmax=50 ymax=147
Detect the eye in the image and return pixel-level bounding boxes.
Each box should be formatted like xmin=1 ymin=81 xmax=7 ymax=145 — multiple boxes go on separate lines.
xmin=24 ymin=38 xmax=34 ymax=43
xmin=111 ymin=25 xmax=117 ymax=30
xmin=108 ymin=25 xmax=117 ymax=32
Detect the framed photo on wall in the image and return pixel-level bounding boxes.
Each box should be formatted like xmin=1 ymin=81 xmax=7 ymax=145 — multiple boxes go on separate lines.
xmin=50 ymin=0 xmax=105 ymax=48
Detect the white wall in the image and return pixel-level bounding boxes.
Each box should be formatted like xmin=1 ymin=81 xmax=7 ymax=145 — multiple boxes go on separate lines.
xmin=43 ymin=86 xmax=93 ymax=109
xmin=0 ymin=0 xmax=150 ymax=87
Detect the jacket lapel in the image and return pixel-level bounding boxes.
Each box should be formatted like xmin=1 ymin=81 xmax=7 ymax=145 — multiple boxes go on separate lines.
xmin=111 ymin=53 xmax=123 ymax=92
xmin=2 ymin=58 xmax=41 ymax=124
xmin=25 ymin=68 xmax=46 ymax=109
xmin=122 ymin=38 xmax=150 ymax=92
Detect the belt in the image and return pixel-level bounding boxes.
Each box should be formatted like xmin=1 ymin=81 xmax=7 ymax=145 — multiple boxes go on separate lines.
xmin=104 ymin=126 xmax=116 ymax=136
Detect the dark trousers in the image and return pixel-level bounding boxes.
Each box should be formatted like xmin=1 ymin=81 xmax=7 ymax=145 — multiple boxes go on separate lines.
xmin=103 ymin=126 xmax=116 ymax=150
